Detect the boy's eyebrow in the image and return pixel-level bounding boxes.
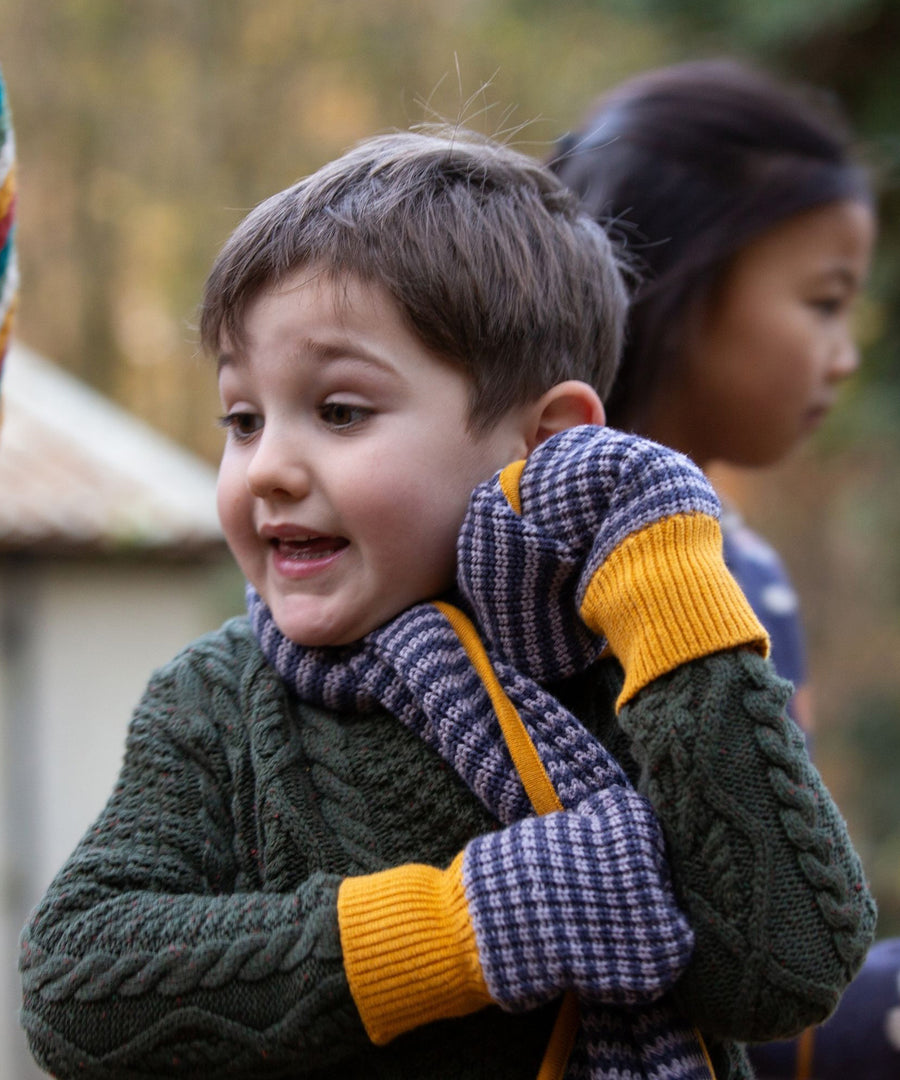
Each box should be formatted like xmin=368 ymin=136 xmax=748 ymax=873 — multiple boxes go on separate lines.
xmin=215 ymin=338 xmax=402 ymax=377
xmin=302 ymin=337 xmax=398 ymax=374
xmin=216 ymin=351 xmax=238 ymax=374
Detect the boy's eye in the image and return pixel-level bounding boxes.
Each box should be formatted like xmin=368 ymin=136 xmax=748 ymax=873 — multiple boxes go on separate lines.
xmin=218 ymin=412 xmax=263 ymax=440
xmin=320 ymin=402 xmax=371 ymax=429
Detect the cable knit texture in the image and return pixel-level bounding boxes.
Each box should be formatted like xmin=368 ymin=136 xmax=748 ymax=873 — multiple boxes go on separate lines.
xmin=20 ymin=428 xmax=875 ymax=1078
xmin=20 ymin=622 xmax=874 ymax=1078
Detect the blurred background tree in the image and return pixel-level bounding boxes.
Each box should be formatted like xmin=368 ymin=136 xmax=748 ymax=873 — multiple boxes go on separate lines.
xmin=1 ymin=0 xmax=899 ymax=930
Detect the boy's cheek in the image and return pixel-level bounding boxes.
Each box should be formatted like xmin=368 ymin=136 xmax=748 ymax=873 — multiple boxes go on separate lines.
xmin=216 ymin=473 xmax=246 ymax=530
xmin=216 ymin=489 xmax=258 ymax=572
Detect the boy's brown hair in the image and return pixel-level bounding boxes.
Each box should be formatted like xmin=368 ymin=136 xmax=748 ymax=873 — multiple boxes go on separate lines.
xmin=200 ymin=129 xmax=626 ymax=430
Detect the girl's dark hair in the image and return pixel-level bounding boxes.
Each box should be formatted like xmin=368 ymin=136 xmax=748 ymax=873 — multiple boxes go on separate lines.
xmin=548 ymin=59 xmax=872 ymax=429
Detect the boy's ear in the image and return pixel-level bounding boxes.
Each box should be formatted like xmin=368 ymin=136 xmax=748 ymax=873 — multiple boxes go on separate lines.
xmin=526 ymin=380 xmax=605 ymax=451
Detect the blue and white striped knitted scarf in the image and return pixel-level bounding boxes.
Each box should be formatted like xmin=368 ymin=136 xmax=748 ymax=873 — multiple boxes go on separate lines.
xmin=249 ymin=426 xmax=722 ymax=1078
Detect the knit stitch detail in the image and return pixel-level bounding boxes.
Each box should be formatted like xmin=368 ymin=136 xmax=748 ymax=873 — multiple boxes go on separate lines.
xmin=570 ymin=1004 xmax=722 ymax=1079
xmin=498 ymin=457 xmax=526 ymax=513
xmin=23 ymin=915 xmax=333 ymax=1002
xmin=434 ymin=600 xmax=564 ymax=815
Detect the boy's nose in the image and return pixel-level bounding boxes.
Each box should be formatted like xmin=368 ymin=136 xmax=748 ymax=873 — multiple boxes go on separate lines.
xmin=246 ymin=433 xmax=311 ymax=500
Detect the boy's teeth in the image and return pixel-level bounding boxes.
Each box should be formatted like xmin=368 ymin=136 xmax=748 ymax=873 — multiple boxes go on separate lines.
xmin=279 ymin=537 xmax=345 ymax=558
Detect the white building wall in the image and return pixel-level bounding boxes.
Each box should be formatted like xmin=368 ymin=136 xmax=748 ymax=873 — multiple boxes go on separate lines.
xmin=1 ymin=553 xmax=239 ymax=1079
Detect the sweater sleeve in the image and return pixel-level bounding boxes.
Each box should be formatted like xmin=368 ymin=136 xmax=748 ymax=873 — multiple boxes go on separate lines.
xmin=617 ymin=648 xmax=876 ymax=1043
xmin=18 ymin=633 xmax=370 ymax=1078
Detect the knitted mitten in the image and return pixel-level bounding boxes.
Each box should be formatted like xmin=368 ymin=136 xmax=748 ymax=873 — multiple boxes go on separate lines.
xmin=458 ymin=425 xmax=769 ymax=706
xmin=337 ymin=786 xmax=693 ymax=1045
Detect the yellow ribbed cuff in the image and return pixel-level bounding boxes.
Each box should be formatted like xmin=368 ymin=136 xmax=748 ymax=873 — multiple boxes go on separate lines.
xmin=579 ymin=513 xmax=769 ymax=710
xmin=337 ymin=853 xmax=492 ymax=1045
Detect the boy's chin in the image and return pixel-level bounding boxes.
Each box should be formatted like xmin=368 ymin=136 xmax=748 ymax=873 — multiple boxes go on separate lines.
xmin=265 ymin=586 xmax=450 ymax=649
xmin=271 ymin=610 xmax=385 ymax=650
xmin=276 ymin=624 xmax=360 ymax=650
xmin=273 ymin=606 xmax=430 ymax=649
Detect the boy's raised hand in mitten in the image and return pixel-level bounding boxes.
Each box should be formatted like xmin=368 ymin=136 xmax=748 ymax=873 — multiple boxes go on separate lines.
xmin=457 ymin=425 xmax=768 ymax=707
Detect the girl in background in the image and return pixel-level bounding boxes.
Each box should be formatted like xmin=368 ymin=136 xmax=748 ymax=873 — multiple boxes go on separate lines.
xmin=549 ymin=58 xmax=899 ymax=1080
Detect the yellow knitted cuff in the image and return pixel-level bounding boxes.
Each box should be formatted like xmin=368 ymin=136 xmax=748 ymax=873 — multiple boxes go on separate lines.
xmin=337 ymin=852 xmax=492 ymax=1045
xmin=579 ymin=512 xmax=769 ymax=710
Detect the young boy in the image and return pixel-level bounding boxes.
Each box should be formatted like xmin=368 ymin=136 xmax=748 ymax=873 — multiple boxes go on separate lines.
xmin=20 ymin=130 xmax=874 ymax=1080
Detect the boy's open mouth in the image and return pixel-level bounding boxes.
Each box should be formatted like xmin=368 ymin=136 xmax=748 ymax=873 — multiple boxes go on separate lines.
xmin=271 ymin=536 xmax=349 ymax=560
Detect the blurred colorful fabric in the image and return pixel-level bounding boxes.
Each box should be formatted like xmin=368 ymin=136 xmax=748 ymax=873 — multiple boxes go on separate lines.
xmin=0 ymin=66 xmax=18 ymax=395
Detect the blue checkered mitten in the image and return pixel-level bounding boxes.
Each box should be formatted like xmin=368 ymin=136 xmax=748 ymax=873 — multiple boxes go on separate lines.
xmin=462 ymin=785 xmax=692 ymax=1010
xmin=338 ymin=784 xmax=692 ymax=1043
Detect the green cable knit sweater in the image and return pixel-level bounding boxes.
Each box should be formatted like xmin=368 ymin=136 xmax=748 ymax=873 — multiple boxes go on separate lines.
xmin=20 ymin=617 xmax=874 ymax=1079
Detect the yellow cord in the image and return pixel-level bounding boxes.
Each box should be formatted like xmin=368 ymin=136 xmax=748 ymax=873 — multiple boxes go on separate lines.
xmin=537 ymin=992 xmax=581 ymax=1080
xmin=795 ymin=1026 xmax=815 ymax=1079
xmin=433 ymin=600 xmax=715 ymax=1080
xmin=433 ymin=601 xmax=562 ymax=815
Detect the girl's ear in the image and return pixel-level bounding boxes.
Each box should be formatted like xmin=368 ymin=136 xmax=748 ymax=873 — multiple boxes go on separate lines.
xmin=525 ymin=380 xmax=605 ymax=451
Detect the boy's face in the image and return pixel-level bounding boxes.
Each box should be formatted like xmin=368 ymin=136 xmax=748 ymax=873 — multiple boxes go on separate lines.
xmin=216 ymin=269 xmax=531 ymax=647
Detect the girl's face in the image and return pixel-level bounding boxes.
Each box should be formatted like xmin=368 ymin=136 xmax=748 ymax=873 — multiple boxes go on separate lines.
xmin=645 ymin=200 xmax=876 ymax=469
